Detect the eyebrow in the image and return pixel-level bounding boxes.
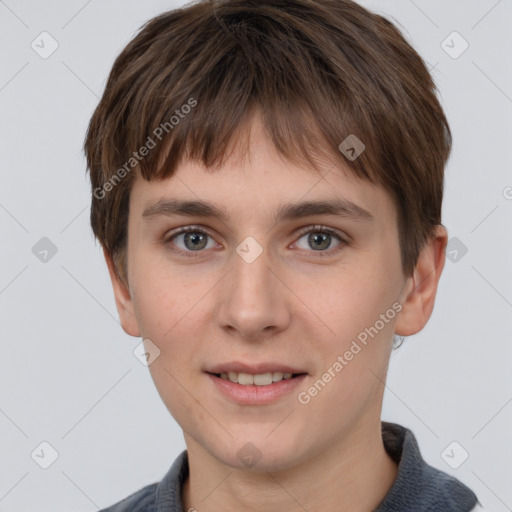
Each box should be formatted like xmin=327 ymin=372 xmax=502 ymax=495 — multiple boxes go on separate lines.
xmin=142 ymin=198 xmax=374 ymax=223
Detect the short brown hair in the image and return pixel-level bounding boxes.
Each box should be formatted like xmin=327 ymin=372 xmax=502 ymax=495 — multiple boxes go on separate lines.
xmin=84 ymin=0 xmax=451 ymax=286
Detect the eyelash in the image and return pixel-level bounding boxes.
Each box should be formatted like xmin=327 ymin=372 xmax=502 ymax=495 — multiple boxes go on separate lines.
xmin=163 ymin=224 xmax=348 ymax=259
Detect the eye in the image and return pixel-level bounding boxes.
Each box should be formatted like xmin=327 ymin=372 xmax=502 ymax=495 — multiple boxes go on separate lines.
xmin=165 ymin=226 xmax=217 ymax=257
xmin=294 ymin=225 xmax=346 ymax=256
xmin=164 ymin=224 xmax=348 ymax=258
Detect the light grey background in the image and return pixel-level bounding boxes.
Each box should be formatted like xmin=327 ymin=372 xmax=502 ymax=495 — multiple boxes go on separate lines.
xmin=0 ymin=0 xmax=511 ymax=510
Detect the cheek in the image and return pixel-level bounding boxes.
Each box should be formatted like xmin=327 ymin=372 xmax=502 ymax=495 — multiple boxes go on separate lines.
xmin=129 ymin=249 xmax=192 ymax=337
xmin=131 ymin=270 xmax=202 ymax=421
xmin=296 ymin=280 xmax=397 ymax=430
xmin=129 ymin=259 xmax=211 ymax=371
xmin=296 ymin=261 xmax=398 ymax=339
xmin=131 ymin=280 xmax=173 ymax=340
xmin=296 ymin=262 xmax=399 ymax=404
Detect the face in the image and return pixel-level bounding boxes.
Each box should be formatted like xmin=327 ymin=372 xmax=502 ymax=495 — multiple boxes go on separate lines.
xmin=113 ymin=114 xmax=418 ymax=473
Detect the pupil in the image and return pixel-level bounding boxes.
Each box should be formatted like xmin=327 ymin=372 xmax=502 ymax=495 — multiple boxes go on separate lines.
xmin=309 ymin=232 xmax=330 ymax=251
xmin=185 ymin=232 xmax=207 ymax=250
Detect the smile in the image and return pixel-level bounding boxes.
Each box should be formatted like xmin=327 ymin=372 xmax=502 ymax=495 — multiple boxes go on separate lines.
xmin=216 ymin=371 xmax=299 ymax=386
xmin=206 ymin=372 xmax=308 ymax=405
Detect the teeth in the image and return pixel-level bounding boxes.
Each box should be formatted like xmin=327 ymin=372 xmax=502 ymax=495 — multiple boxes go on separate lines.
xmin=219 ymin=371 xmax=295 ymax=385
xmin=253 ymin=373 xmax=273 ymax=385
xmin=272 ymin=371 xmax=284 ymax=382
xmin=238 ymin=372 xmax=256 ymax=385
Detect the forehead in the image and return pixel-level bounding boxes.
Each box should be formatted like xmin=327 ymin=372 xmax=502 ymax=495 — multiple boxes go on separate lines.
xmin=129 ymin=116 xmax=396 ymax=229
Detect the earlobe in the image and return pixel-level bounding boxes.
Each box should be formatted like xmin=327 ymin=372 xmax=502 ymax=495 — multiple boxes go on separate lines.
xmin=103 ymin=247 xmax=141 ymax=337
xmin=394 ymin=225 xmax=448 ymax=337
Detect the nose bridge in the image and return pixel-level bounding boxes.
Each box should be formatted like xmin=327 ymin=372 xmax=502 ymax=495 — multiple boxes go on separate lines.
xmin=216 ymin=237 xmax=289 ymax=338
xmin=235 ymin=239 xmax=272 ymax=300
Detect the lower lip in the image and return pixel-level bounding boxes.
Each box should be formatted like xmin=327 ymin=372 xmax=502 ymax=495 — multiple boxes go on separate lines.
xmin=206 ymin=373 xmax=307 ymax=405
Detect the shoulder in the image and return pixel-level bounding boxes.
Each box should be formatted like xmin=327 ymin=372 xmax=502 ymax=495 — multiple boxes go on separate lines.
xmin=98 ymin=482 xmax=158 ymax=512
xmin=98 ymin=483 xmax=158 ymax=512
xmin=377 ymin=422 xmax=479 ymax=512
xmin=98 ymin=450 xmax=189 ymax=512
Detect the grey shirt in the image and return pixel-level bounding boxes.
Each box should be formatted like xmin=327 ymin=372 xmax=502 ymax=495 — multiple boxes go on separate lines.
xmin=100 ymin=422 xmax=480 ymax=511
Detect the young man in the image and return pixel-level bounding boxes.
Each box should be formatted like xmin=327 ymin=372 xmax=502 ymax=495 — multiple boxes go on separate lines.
xmin=85 ymin=0 xmax=483 ymax=510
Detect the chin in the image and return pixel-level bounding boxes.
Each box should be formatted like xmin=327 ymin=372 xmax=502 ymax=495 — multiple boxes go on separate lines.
xmin=206 ymin=431 xmax=308 ymax=473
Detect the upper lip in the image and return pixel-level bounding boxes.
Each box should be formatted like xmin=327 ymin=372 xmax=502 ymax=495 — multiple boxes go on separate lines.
xmin=206 ymin=361 xmax=308 ymax=375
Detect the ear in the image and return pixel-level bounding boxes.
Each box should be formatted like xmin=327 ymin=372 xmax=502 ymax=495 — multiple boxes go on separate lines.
xmin=103 ymin=247 xmax=141 ymax=337
xmin=394 ymin=225 xmax=448 ymax=337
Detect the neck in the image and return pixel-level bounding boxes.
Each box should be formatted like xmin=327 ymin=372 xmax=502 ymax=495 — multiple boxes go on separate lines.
xmin=182 ymin=418 xmax=398 ymax=512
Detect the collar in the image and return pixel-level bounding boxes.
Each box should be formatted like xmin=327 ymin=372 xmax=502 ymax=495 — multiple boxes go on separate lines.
xmin=375 ymin=422 xmax=478 ymax=511
xmin=153 ymin=422 xmax=478 ymax=511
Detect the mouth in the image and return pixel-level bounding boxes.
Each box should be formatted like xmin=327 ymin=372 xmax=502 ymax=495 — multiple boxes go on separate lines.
xmin=205 ymin=369 xmax=308 ymax=405
xmin=207 ymin=371 xmax=307 ymax=386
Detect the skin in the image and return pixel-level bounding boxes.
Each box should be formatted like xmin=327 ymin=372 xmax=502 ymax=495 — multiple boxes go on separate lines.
xmin=105 ymin=111 xmax=448 ymax=512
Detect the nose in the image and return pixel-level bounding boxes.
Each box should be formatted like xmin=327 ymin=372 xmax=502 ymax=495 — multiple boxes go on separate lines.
xmin=214 ymin=241 xmax=291 ymax=341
